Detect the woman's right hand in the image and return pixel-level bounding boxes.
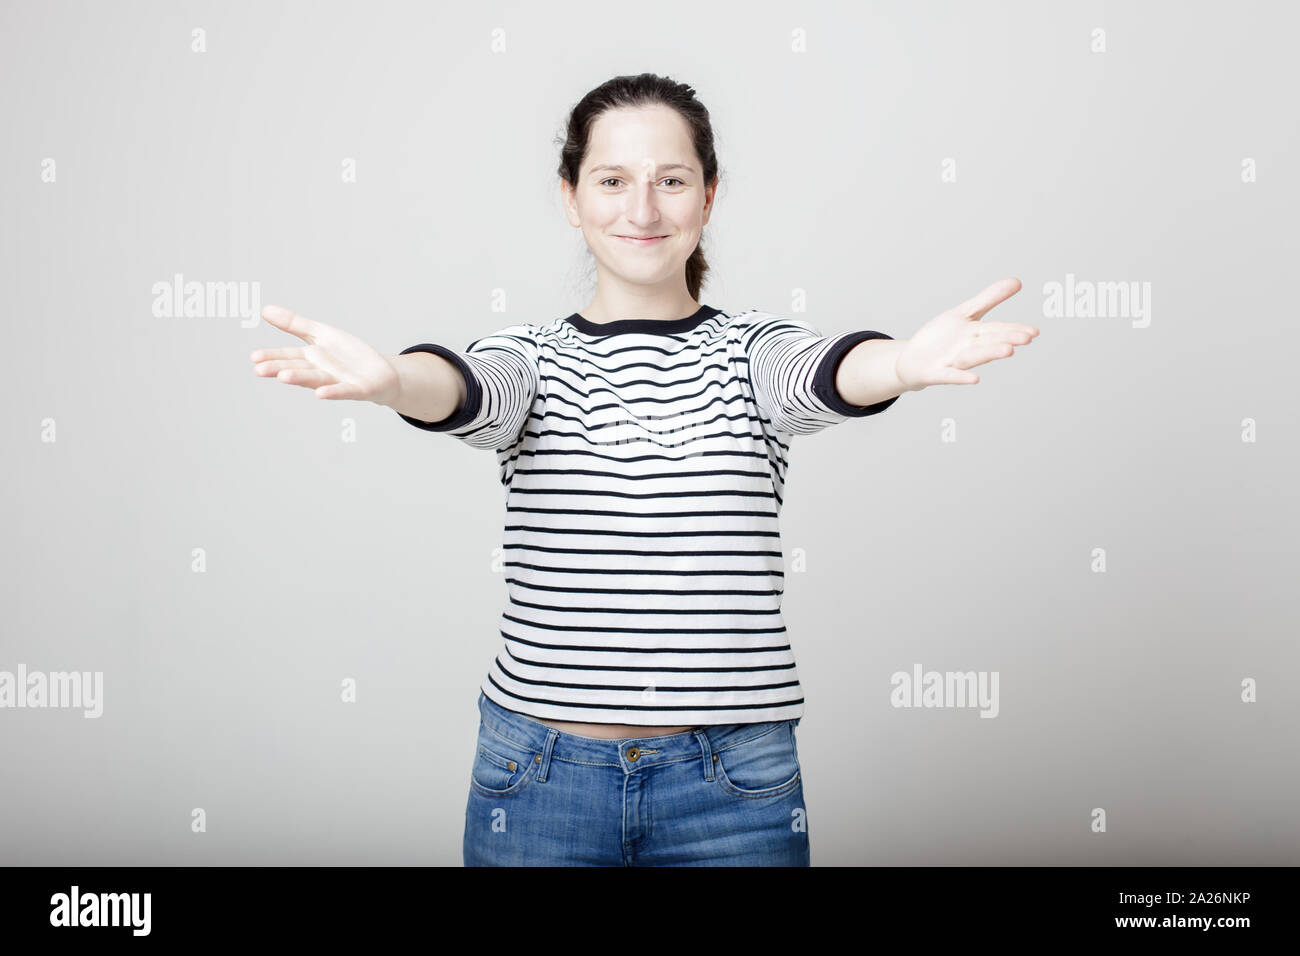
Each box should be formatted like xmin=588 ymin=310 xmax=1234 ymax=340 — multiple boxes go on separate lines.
xmin=250 ymin=305 xmax=402 ymax=407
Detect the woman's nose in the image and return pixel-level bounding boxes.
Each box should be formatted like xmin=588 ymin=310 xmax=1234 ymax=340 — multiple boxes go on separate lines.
xmin=626 ymin=181 xmax=661 ymax=220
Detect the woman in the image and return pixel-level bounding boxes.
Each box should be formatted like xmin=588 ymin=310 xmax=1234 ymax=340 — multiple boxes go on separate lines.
xmin=250 ymin=73 xmax=1037 ymax=865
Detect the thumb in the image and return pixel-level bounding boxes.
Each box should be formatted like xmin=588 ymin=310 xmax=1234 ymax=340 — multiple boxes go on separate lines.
xmin=316 ymin=382 xmax=367 ymax=400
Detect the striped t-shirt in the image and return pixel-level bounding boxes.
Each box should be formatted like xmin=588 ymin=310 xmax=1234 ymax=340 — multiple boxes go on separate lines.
xmin=396 ymin=304 xmax=899 ymax=725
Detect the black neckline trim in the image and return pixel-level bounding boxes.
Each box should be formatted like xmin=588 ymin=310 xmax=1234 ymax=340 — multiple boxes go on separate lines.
xmin=563 ymin=304 xmax=721 ymax=336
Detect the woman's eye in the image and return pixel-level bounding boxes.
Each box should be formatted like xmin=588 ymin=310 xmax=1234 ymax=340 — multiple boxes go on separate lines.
xmin=598 ymin=178 xmax=687 ymax=188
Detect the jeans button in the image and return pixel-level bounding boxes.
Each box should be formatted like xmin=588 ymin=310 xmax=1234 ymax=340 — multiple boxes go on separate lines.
xmin=627 ymin=746 xmax=640 ymax=761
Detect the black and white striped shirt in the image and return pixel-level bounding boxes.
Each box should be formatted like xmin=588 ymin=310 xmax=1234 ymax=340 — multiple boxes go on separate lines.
xmin=397 ymin=304 xmax=899 ymax=725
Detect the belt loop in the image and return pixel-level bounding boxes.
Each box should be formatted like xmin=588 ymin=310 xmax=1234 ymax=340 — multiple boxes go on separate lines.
xmin=537 ymin=728 xmax=559 ymax=782
xmin=694 ymin=728 xmax=714 ymax=781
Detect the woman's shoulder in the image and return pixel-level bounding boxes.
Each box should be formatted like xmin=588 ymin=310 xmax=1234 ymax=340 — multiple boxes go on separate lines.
xmin=719 ymin=308 xmax=824 ymax=339
xmin=495 ymin=307 xmax=805 ymax=344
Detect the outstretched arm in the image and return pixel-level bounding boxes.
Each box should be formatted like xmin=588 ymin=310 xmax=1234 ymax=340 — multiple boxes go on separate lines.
xmin=835 ymin=277 xmax=1038 ymax=405
xmin=250 ymin=304 xmax=465 ymax=421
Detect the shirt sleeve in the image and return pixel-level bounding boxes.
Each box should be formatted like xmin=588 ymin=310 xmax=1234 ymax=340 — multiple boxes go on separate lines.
xmin=741 ymin=313 xmax=901 ymax=435
xmin=394 ymin=323 xmax=540 ymax=451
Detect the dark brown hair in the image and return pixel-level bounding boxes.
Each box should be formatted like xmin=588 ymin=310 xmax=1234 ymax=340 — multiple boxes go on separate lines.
xmin=557 ymin=73 xmax=720 ymax=302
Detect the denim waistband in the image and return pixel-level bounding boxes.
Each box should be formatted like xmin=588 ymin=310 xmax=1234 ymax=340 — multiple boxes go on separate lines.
xmin=475 ymin=691 xmax=799 ymax=774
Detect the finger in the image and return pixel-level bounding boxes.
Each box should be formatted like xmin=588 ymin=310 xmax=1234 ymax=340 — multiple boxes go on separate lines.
xmin=250 ymin=346 xmax=306 ymax=362
xmin=261 ymin=305 xmax=318 ymax=344
xmin=951 ymin=342 xmax=1017 ymax=370
xmin=970 ymin=321 xmax=1039 ymax=339
xmin=970 ymin=327 xmax=1035 ymax=347
xmin=316 ymin=382 xmax=369 ymax=400
xmin=956 ymin=277 xmax=1022 ymax=320
xmin=276 ymin=368 xmax=338 ymax=388
xmin=253 ymin=358 xmax=313 ymax=377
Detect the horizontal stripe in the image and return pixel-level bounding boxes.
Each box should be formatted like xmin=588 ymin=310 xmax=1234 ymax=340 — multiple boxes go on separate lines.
xmin=397 ymin=306 xmax=897 ymax=725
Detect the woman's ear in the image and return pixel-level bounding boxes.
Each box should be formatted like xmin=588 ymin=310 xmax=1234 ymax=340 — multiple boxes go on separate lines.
xmin=700 ymin=176 xmax=719 ymax=225
xmin=560 ymin=177 xmax=582 ymax=228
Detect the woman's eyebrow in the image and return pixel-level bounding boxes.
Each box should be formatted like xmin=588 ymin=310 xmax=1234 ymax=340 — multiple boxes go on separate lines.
xmin=589 ymin=163 xmax=697 ymax=173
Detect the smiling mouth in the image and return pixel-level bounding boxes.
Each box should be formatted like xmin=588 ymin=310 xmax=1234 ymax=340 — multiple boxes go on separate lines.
xmin=616 ymin=235 xmax=668 ymax=243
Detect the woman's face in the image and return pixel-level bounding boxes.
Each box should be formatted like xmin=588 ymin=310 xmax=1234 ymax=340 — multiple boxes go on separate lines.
xmin=563 ymin=104 xmax=715 ymax=298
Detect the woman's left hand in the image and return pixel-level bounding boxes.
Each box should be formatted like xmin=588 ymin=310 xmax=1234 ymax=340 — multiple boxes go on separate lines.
xmin=894 ymin=278 xmax=1039 ymax=390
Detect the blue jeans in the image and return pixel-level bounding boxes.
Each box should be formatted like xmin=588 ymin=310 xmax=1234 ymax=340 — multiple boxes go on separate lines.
xmin=463 ymin=691 xmax=811 ymax=866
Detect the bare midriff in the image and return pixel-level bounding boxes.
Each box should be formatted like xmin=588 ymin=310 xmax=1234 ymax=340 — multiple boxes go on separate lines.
xmin=534 ymin=717 xmax=701 ymax=740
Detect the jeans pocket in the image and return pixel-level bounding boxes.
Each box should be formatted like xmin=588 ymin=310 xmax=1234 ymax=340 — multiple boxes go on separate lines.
xmin=714 ymin=721 xmax=801 ymax=798
xmin=469 ymin=724 xmax=540 ymax=797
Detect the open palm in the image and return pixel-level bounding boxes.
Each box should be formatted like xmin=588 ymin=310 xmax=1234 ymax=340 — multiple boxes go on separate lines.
xmin=249 ymin=305 xmax=401 ymax=406
xmin=895 ymin=278 xmax=1039 ymax=389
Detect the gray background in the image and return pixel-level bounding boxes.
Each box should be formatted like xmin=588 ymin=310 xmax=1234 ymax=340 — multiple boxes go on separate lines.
xmin=1 ymin=0 xmax=1296 ymax=866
